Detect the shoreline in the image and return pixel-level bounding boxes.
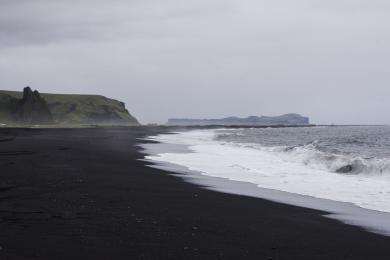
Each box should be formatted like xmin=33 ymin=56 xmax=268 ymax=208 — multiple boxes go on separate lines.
xmin=1 ymin=127 xmax=390 ymax=259
xmin=142 ymin=130 xmax=390 ymax=237
xmin=143 ymin=146 xmax=390 ymax=237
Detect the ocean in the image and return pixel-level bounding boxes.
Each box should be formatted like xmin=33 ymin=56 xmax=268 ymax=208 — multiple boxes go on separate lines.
xmin=142 ymin=125 xmax=390 ymax=236
xmin=145 ymin=126 xmax=390 ymax=214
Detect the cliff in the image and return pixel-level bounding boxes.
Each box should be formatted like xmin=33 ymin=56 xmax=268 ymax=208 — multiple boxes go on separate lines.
xmin=167 ymin=114 xmax=310 ymax=126
xmin=0 ymin=88 xmax=139 ymax=126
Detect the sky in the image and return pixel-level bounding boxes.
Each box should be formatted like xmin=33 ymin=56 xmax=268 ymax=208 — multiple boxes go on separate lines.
xmin=1 ymin=0 xmax=389 ymax=124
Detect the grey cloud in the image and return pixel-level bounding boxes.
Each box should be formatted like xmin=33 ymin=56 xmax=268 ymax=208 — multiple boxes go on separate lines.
xmin=0 ymin=0 xmax=389 ymax=124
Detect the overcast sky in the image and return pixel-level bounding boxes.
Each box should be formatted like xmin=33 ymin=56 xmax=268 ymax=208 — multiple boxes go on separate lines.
xmin=1 ymin=0 xmax=389 ymax=124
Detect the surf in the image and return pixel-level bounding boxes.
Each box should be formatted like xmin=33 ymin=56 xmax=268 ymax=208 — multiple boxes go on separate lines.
xmin=145 ymin=128 xmax=390 ymax=214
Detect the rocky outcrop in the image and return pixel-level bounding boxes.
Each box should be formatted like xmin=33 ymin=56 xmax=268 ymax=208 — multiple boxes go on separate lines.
xmin=167 ymin=113 xmax=310 ymax=126
xmin=336 ymin=165 xmax=353 ymax=174
xmin=15 ymin=87 xmax=54 ymax=124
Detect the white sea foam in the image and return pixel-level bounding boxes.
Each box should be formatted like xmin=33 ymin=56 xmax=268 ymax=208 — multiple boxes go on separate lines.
xmin=145 ymin=129 xmax=390 ymax=214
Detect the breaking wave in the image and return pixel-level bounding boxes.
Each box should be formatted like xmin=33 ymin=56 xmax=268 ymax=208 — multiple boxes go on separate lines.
xmin=243 ymin=141 xmax=390 ymax=176
xmin=145 ymin=128 xmax=390 ymax=213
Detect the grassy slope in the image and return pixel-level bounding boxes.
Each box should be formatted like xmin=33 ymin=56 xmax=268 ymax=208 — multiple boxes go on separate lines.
xmin=0 ymin=92 xmax=18 ymax=123
xmin=0 ymin=90 xmax=139 ymax=125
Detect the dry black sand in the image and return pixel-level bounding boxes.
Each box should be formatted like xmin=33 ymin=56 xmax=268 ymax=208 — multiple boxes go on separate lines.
xmin=0 ymin=127 xmax=390 ymax=260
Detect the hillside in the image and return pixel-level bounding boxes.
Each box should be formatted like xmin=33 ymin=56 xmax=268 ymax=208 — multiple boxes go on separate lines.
xmin=0 ymin=88 xmax=140 ymax=126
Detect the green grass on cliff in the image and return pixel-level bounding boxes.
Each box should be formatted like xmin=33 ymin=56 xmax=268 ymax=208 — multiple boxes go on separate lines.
xmin=0 ymin=90 xmax=139 ymax=126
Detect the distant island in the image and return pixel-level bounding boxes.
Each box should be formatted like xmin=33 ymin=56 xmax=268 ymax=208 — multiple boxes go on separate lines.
xmin=167 ymin=113 xmax=310 ymax=126
xmin=0 ymin=87 xmax=139 ymax=126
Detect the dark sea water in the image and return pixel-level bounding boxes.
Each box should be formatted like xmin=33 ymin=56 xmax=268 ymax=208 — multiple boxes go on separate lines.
xmin=214 ymin=126 xmax=390 ymax=175
xmin=145 ymin=126 xmax=390 ymax=214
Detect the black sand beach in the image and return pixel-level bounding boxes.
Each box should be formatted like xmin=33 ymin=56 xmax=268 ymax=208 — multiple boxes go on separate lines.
xmin=1 ymin=127 xmax=390 ymax=260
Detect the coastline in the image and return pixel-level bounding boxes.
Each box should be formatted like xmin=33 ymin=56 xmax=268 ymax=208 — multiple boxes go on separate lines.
xmin=142 ymin=129 xmax=390 ymax=237
xmin=1 ymin=127 xmax=390 ymax=259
